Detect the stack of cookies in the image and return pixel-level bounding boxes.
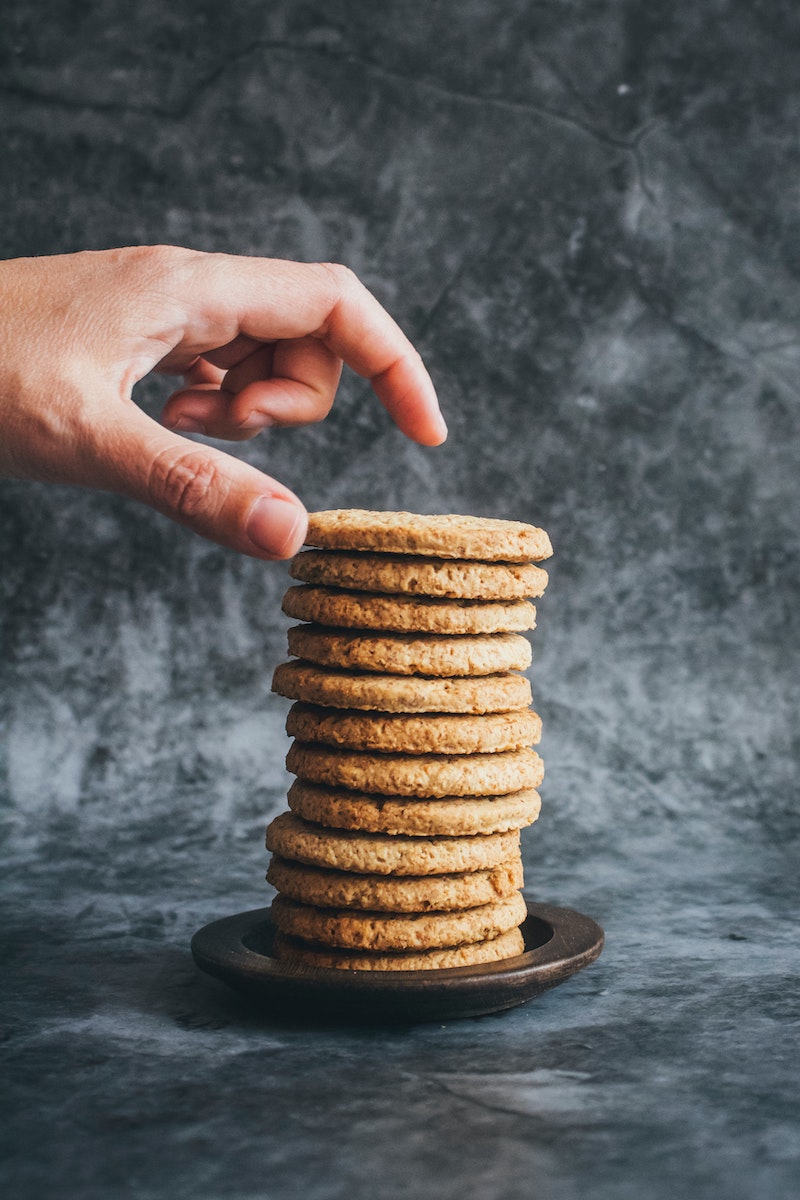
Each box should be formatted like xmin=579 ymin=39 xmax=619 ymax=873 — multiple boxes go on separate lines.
xmin=266 ymin=510 xmax=552 ymax=971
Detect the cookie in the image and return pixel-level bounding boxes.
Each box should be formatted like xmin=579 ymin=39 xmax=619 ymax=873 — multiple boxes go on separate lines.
xmin=285 ymin=703 xmax=542 ymax=754
xmin=285 ymin=743 xmax=544 ymax=798
xmin=270 ymin=891 xmax=528 ymax=950
xmin=286 ymin=780 xmax=542 ymax=836
xmin=272 ymin=661 xmax=532 ymax=714
xmin=286 ymin=624 xmax=532 ymax=678
xmin=282 ymin=585 xmax=538 ymax=634
xmin=304 ymin=510 xmax=552 ymax=563
xmin=289 ymin=551 xmax=549 ymax=600
xmin=266 ymin=855 xmax=524 ymax=912
xmin=272 ymin=927 xmax=526 ymax=971
xmin=265 ymin=812 xmax=521 ymax=875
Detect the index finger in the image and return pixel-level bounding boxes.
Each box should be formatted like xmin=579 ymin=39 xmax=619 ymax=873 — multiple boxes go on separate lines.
xmin=166 ymin=254 xmax=448 ymax=447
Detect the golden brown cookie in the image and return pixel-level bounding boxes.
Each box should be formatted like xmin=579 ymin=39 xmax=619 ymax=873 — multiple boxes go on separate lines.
xmin=285 ymin=743 xmax=544 ymax=798
xmin=285 ymin=703 xmax=542 ymax=754
xmin=272 ymin=661 xmax=533 ymax=714
xmin=286 ymin=780 xmax=542 ymax=836
xmin=289 ymin=550 xmax=549 ymax=600
xmin=304 ymin=510 xmax=552 ymax=562
xmin=282 ymin=585 xmax=538 ymax=634
xmin=272 ymin=927 xmax=526 ymax=971
xmin=266 ymin=855 xmax=524 ymax=912
xmin=270 ymin=891 xmax=528 ymax=949
xmin=265 ymin=811 xmax=521 ymax=875
xmin=286 ymin=625 xmax=532 ymax=677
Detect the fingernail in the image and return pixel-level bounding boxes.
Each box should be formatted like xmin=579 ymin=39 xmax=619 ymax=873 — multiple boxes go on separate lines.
xmin=433 ymin=411 xmax=448 ymax=441
xmin=240 ymin=412 xmax=277 ymax=430
xmin=173 ymin=416 xmax=205 ymax=434
xmin=246 ymin=497 xmax=307 ymax=558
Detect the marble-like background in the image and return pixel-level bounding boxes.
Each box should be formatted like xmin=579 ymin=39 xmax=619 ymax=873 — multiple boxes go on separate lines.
xmin=1 ymin=3 xmax=799 ymax=1198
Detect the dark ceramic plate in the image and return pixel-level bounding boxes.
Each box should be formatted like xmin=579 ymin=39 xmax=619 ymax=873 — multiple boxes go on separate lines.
xmin=191 ymin=901 xmax=604 ymax=1023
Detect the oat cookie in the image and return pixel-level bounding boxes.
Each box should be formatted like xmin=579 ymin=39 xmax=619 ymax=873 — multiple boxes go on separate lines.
xmin=285 ymin=703 xmax=542 ymax=754
xmin=290 ymin=551 xmax=549 ymax=600
xmin=265 ymin=811 xmax=521 ymax=875
xmin=270 ymin=891 xmax=528 ymax=950
xmin=286 ymin=625 xmax=532 ymax=677
xmin=266 ymin=855 xmax=524 ymax=912
xmin=282 ymin=585 xmax=538 ymax=635
xmin=304 ymin=510 xmax=552 ymax=563
xmin=272 ymin=927 xmax=526 ymax=971
xmin=272 ymin=660 xmax=532 ymax=714
xmin=286 ymin=743 xmax=544 ymax=798
xmin=286 ymin=780 xmax=542 ymax=836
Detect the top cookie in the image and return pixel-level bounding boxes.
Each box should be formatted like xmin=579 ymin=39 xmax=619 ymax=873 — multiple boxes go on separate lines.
xmin=305 ymin=510 xmax=552 ymax=563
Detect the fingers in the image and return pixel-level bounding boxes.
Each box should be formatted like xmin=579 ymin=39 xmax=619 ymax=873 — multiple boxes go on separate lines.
xmin=101 ymin=403 xmax=308 ymax=559
xmin=183 ymin=358 xmax=226 ymax=387
xmin=160 ymin=386 xmax=260 ymax=442
xmin=309 ymin=264 xmax=448 ymax=447
xmin=161 ymin=336 xmax=342 ymax=440
xmin=156 ymin=254 xmax=447 ymax=446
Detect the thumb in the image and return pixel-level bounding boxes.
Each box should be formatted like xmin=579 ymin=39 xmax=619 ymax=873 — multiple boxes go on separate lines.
xmin=104 ymin=404 xmax=308 ymax=559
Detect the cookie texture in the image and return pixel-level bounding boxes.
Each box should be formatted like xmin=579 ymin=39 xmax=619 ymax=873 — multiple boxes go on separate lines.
xmin=272 ymin=660 xmax=532 ymax=714
xmin=289 ymin=550 xmax=549 ymax=600
xmin=282 ymin=585 xmax=538 ymax=634
xmin=304 ymin=510 xmax=553 ymax=562
xmin=286 ymin=743 xmax=544 ymax=798
xmin=270 ymin=891 xmax=528 ymax=949
xmin=286 ymin=625 xmax=532 ymax=677
xmin=285 ymin=703 xmax=542 ymax=754
xmin=272 ymin=927 xmax=526 ymax=971
xmin=268 ymin=510 xmax=551 ymax=972
xmin=266 ymin=855 xmax=524 ymax=912
xmin=265 ymin=812 xmax=521 ymax=875
xmin=286 ymin=780 xmax=542 ymax=836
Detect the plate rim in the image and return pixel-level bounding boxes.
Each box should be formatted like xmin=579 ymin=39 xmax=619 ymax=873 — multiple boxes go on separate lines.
xmin=191 ymin=900 xmax=604 ymax=1006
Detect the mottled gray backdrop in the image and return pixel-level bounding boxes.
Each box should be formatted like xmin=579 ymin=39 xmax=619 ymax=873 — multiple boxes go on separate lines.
xmin=2 ymin=4 xmax=799 ymax=1199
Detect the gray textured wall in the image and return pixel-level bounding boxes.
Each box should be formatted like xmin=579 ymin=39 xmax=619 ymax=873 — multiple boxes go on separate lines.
xmin=2 ymin=4 xmax=799 ymax=1199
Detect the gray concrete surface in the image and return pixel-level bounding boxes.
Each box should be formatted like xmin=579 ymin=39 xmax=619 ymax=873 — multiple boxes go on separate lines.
xmin=1 ymin=4 xmax=799 ymax=1197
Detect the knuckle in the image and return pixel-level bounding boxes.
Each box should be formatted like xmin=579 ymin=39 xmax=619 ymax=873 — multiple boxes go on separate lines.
xmin=121 ymin=243 xmax=199 ymax=285
xmin=139 ymin=243 xmax=177 ymax=266
xmin=313 ymin=263 xmax=364 ymax=338
xmin=318 ymin=261 xmax=359 ymax=292
xmin=127 ymin=243 xmax=178 ymax=270
xmin=148 ymin=449 xmax=226 ymax=521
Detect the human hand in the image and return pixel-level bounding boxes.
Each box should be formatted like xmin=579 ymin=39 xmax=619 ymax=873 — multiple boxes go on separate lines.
xmin=0 ymin=246 xmax=446 ymax=558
